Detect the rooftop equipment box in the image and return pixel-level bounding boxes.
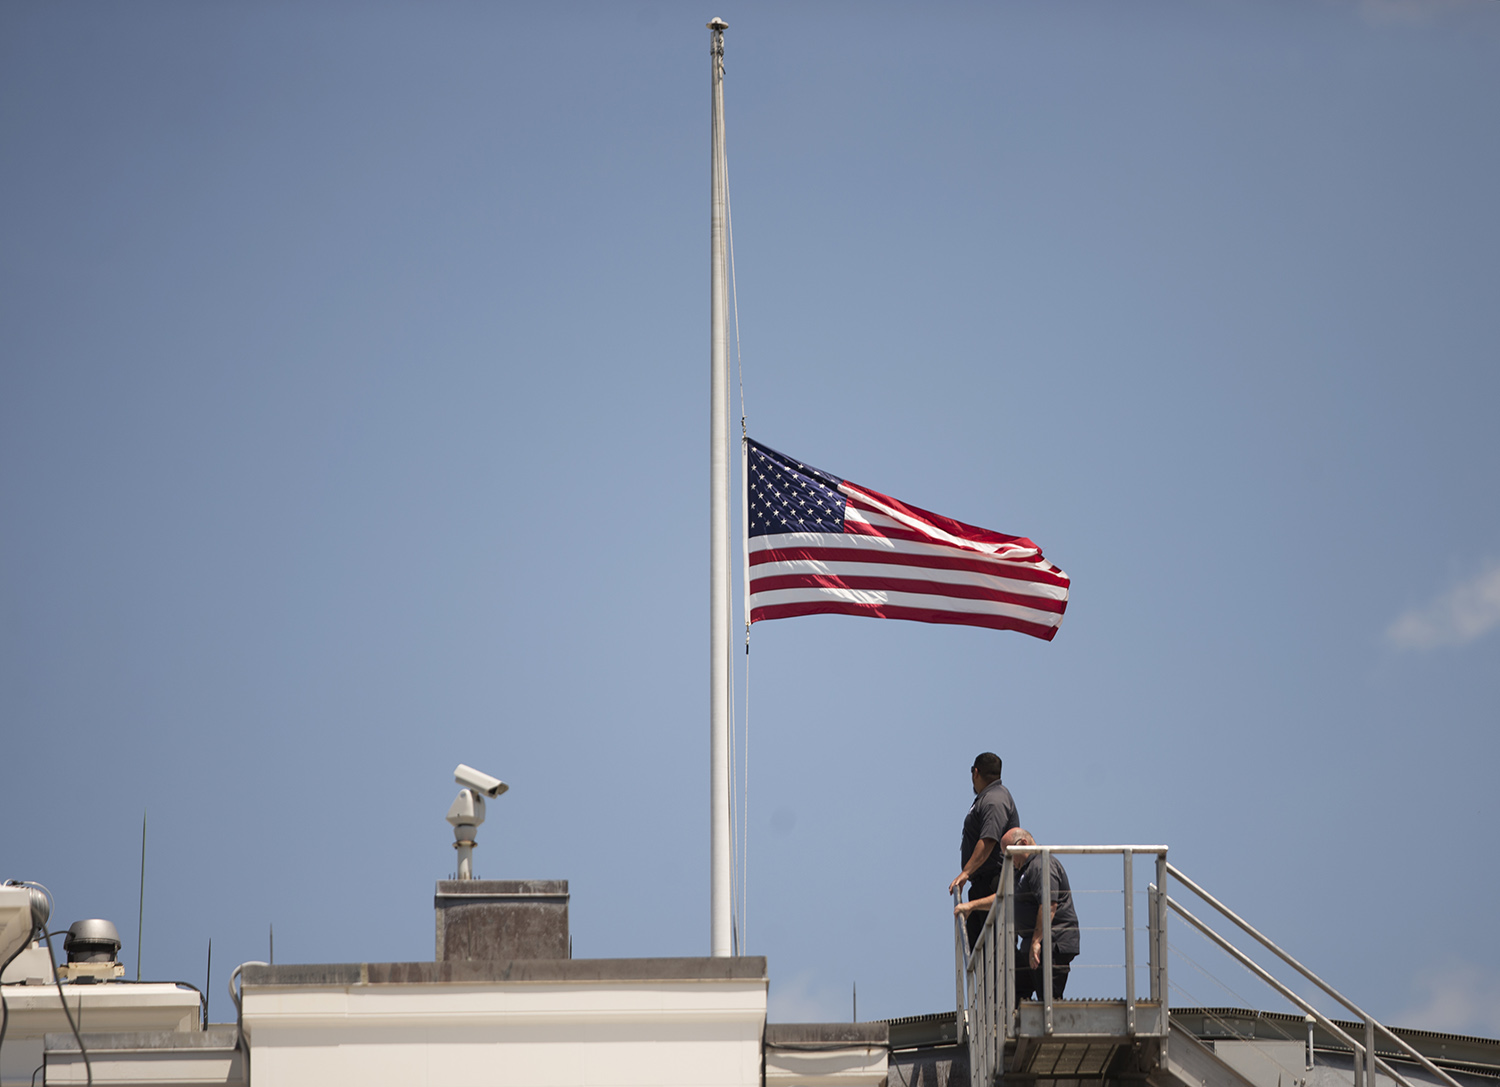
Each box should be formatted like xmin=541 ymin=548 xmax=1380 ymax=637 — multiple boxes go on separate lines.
xmin=434 ymin=879 xmax=568 ymax=961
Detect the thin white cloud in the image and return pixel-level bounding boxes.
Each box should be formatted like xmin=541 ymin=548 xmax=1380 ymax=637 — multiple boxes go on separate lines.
xmin=1386 ymin=561 xmax=1500 ymax=651
xmin=1393 ymin=961 xmax=1500 ymax=1037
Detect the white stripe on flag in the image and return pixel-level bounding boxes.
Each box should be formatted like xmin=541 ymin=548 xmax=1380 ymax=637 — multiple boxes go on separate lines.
xmin=748 ymin=530 xmax=1062 ymax=578
xmin=842 ymin=484 xmax=1041 ymax=559
xmin=749 ymin=557 xmax=1070 ymax=602
xmin=749 ymin=586 xmax=1063 ymax=627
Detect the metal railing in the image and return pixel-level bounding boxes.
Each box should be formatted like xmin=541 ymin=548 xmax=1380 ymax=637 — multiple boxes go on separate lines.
xmin=1164 ymin=864 xmax=1464 ymax=1087
xmin=956 ymin=845 xmax=1170 ymax=1087
xmin=958 ymin=850 xmax=1462 ymax=1087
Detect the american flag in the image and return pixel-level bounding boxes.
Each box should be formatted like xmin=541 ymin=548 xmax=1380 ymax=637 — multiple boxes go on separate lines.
xmin=746 ymin=439 xmax=1070 ymax=641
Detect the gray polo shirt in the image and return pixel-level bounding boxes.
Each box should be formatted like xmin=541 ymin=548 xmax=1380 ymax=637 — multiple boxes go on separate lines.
xmin=1015 ymin=852 xmax=1080 ymax=956
xmin=960 ymin=780 xmax=1018 ymax=887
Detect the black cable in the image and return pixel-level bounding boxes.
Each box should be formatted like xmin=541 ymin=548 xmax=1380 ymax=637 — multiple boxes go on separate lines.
xmin=42 ymin=929 xmax=92 ymax=1086
xmin=3 ymin=937 xmax=206 ymax=1084
xmin=166 ymin=980 xmax=208 ymax=1029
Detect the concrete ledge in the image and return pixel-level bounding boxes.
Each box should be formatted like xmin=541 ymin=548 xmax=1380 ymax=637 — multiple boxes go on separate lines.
xmin=765 ymin=1023 xmax=889 ymax=1086
xmin=242 ymin=957 xmax=768 ymax=988
xmin=766 ymin=1023 xmax=889 ymax=1047
xmin=44 ymin=1028 xmax=240 ymax=1052
xmin=434 ymin=880 xmax=567 ymax=900
xmin=43 ymin=1029 xmax=246 ymax=1086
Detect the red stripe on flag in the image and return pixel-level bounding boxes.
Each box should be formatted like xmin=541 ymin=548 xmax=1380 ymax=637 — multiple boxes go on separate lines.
xmin=750 ymin=572 xmax=1068 ymax=615
xmin=750 ymin=600 xmax=1060 ymax=641
xmin=749 ymin=544 xmax=1071 ymax=588
xmin=842 ymin=483 xmax=1039 ymax=553
xmin=840 ymin=517 xmax=1050 ymax=560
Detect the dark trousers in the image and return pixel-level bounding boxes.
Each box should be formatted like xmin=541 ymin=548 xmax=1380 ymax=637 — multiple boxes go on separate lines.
xmin=1015 ymin=951 xmax=1076 ymax=1001
xmin=964 ymin=873 xmax=1000 ymax=951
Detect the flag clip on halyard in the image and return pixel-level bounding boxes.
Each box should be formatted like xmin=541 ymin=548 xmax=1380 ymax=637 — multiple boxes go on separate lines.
xmin=745 ymin=439 xmax=1069 ymax=641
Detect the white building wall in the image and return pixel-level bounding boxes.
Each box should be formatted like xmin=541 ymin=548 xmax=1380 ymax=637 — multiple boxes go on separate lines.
xmin=241 ymin=964 xmax=768 ymax=1087
xmin=0 ymin=983 xmax=202 ymax=1086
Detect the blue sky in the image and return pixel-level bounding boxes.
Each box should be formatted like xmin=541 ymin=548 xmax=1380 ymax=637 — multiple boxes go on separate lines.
xmin=3 ymin=1 xmax=1498 ymax=1034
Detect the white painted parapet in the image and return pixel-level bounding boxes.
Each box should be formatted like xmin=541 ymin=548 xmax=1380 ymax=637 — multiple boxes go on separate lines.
xmin=44 ymin=1027 xmax=244 ymax=1085
xmin=0 ymin=982 xmax=202 ymax=1086
xmin=240 ymin=957 xmax=768 ymax=1087
xmin=764 ymin=1023 xmax=890 ymax=1087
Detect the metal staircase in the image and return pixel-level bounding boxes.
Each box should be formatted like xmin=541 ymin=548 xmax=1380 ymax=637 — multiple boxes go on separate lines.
xmin=1153 ymin=1020 xmax=1261 ymax=1087
xmin=956 ymin=847 xmax=1469 ymax=1087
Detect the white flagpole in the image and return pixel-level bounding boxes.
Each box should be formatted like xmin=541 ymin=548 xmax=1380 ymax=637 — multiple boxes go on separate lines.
xmin=707 ymin=15 xmax=733 ymax=959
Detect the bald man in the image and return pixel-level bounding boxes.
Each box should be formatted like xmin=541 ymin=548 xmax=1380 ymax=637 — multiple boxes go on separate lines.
xmin=954 ymin=828 xmax=1080 ymax=999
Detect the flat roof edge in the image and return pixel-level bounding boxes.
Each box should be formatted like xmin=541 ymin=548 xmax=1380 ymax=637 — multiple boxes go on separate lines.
xmin=242 ymin=957 xmax=768 ymax=988
xmin=44 ymin=1028 xmax=240 ymax=1052
xmin=766 ymin=1022 xmax=888 ymax=1046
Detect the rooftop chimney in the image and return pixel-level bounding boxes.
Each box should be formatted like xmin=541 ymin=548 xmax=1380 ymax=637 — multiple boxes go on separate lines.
xmin=434 ymin=880 xmax=568 ymax=962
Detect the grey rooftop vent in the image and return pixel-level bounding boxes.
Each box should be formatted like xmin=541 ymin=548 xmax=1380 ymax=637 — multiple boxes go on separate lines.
xmin=60 ymin=918 xmax=123 ymax=981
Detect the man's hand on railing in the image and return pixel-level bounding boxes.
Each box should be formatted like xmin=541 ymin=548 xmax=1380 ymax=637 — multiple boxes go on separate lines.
xmin=955 ymin=893 xmax=996 ymax=919
xmin=949 ymin=839 xmax=996 ymax=896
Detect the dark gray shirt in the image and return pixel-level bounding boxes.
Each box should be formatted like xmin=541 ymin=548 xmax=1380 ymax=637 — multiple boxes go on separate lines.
xmin=960 ymin=780 xmax=1018 ymax=887
xmin=1015 ymin=853 xmax=1080 ymax=956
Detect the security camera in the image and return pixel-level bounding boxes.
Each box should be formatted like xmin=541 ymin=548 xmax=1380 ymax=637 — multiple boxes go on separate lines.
xmin=454 ymin=764 xmax=508 ymax=799
xmin=447 ymin=766 xmax=509 ymax=880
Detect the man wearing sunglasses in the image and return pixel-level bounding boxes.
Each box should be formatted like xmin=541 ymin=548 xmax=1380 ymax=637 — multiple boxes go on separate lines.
xmin=947 ymin=751 xmax=1018 ymax=950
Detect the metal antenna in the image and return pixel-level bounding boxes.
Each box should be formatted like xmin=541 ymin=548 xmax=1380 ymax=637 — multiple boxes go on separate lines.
xmin=136 ymin=808 xmax=147 ymax=981
xmin=269 ymin=924 xmax=274 ymax=966
xmin=204 ymin=939 xmax=212 ymax=1029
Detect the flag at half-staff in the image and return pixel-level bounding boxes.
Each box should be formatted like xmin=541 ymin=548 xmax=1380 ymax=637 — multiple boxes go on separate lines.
xmin=746 ymin=438 xmax=1070 ymax=641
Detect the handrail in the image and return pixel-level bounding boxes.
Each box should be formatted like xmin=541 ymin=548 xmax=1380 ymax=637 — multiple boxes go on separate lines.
xmin=956 ymin=848 xmax=1452 ymax=1087
xmin=1168 ymin=897 xmax=1412 ymax=1086
xmin=1165 ymin=864 xmax=1464 ymax=1087
xmin=953 ymin=889 xmax=968 ymax=1042
xmin=962 ymin=877 xmax=1007 ymax=1087
xmin=958 ymin=843 xmax=1170 ymax=1087
xmin=1007 ymin=845 xmax=1170 ymax=855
